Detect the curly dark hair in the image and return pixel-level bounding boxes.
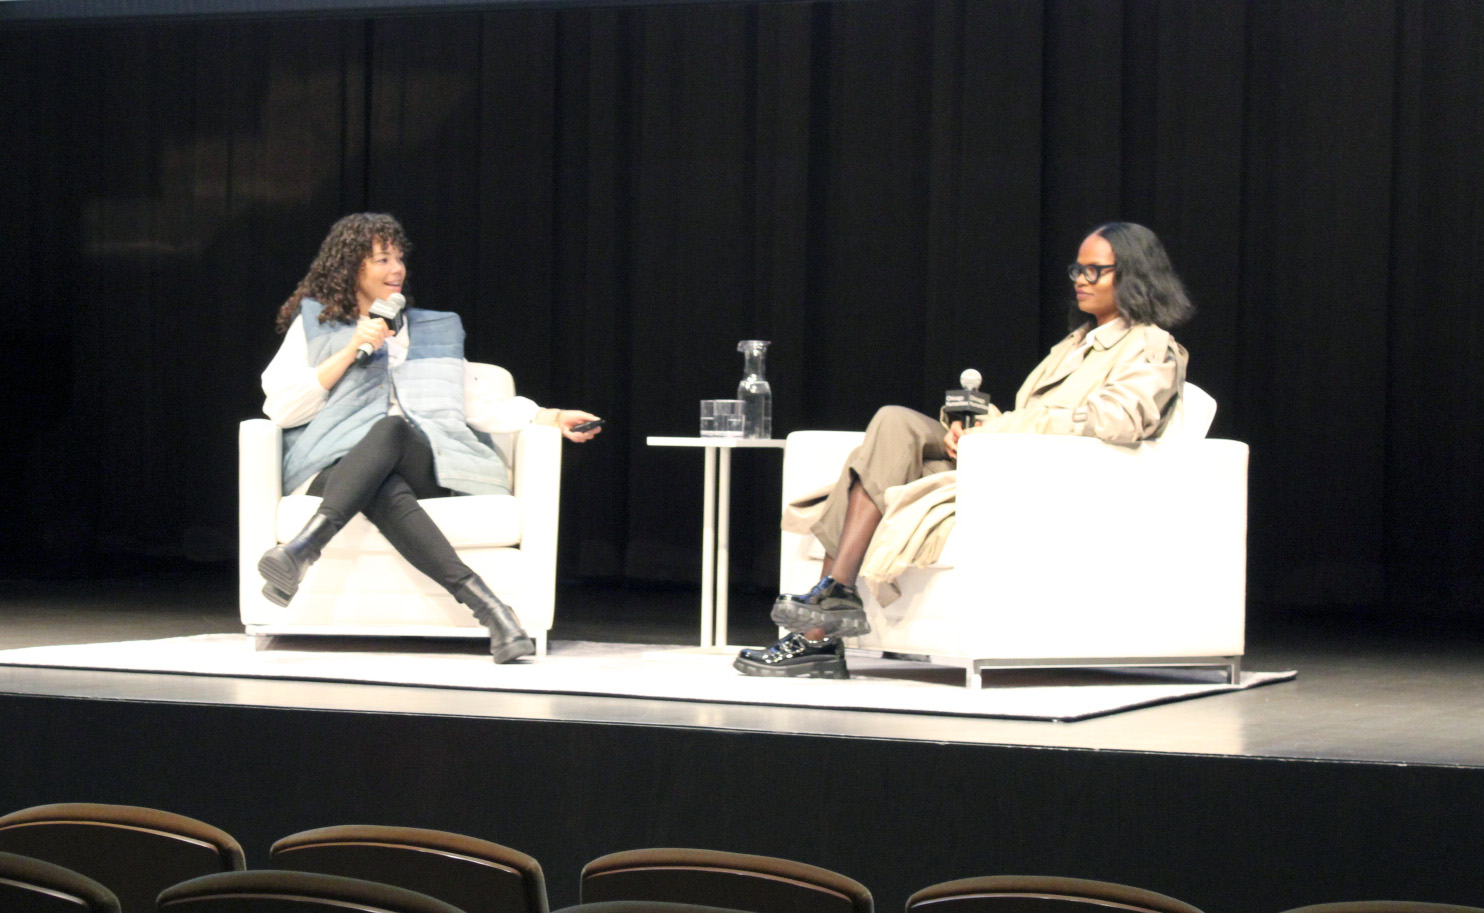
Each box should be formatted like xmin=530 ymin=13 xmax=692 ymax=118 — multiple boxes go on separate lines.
xmin=276 ymin=213 xmax=413 ymax=333
xmin=1067 ymin=221 xmax=1195 ymax=331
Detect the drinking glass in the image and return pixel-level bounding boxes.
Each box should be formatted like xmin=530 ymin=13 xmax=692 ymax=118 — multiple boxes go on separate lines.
xmin=700 ymin=399 xmax=745 ymax=437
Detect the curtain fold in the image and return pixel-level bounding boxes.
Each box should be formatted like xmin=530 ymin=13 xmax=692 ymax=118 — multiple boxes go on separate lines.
xmin=3 ymin=0 xmax=1482 ymax=617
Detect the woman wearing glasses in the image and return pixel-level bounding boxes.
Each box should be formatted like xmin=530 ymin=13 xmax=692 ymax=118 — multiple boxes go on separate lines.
xmin=736 ymin=221 xmax=1195 ymax=679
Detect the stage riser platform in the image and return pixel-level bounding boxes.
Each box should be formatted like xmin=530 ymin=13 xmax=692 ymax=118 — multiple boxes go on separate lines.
xmin=2 ymin=691 xmax=1479 ymax=913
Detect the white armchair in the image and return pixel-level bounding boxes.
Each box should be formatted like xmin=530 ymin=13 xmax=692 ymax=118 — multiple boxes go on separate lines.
xmin=778 ymin=384 xmax=1247 ymax=687
xmin=239 ymin=363 xmax=561 ymax=654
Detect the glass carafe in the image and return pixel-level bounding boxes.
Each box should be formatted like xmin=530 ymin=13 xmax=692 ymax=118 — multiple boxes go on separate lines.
xmin=736 ymin=340 xmax=772 ymax=439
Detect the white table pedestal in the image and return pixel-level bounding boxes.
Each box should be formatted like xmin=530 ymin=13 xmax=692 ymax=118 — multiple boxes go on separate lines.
xmin=646 ymin=436 xmax=787 ymax=649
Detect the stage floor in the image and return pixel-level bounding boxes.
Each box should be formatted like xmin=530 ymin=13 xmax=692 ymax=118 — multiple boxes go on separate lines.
xmin=2 ymin=573 xmax=1483 ymax=767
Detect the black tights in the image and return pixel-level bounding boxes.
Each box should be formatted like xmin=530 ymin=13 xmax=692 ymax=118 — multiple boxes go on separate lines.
xmin=306 ymin=416 xmax=475 ymax=592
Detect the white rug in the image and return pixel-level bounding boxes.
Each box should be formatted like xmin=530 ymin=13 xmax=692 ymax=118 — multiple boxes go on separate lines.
xmin=0 ymin=635 xmax=1294 ymax=722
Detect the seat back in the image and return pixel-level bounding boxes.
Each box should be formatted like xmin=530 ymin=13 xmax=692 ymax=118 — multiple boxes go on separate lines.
xmin=271 ymin=825 xmax=547 ymax=913
xmin=555 ymin=903 xmax=756 ymax=913
xmin=0 ymin=850 xmax=121 ymax=913
xmin=157 ymin=870 xmax=466 ymax=913
xmin=0 ymin=803 xmax=244 ymax=913
xmin=907 ymin=876 xmax=1203 ymax=913
xmin=1161 ymin=382 xmax=1217 ymax=442
xmin=466 ymin=362 xmax=516 ymax=400
xmin=467 ymin=362 xmax=520 ymax=473
xmin=1278 ymin=903 xmax=1484 ymax=913
xmin=581 ymin=849 xmax=871 ymax=913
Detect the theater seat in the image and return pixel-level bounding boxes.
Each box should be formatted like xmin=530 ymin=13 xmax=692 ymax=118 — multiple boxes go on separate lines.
xmin=778 ymin=382 xmax=1247 ymax=687
xmin=158 ymin=870 xmax=465 ymax=913
xmin=270 ymin=824 xmax=547 ymax=913
xmin=0 ymin=803 xmax=244 ymax=913
xmin=1277 ymin=903 xmax=1484 ymax=913
xmin=0 ymin=850 xmax=120 ymax=913
xmin=239 ymin=362 xmax=562 ymax=654
xmin=581 ymin=848 xmax=872 ymax=913
xmin=907 ymin=875 xmax=1205 ymax=913
xmin=555 ymin=904 xmax=757 ymax=913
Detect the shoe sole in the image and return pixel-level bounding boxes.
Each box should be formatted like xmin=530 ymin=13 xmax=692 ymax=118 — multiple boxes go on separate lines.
xmin=770 ymin=599 xmax=872 ymax=637
xmin=492 ymin=637 xmax=536 ymax=664
xmin=732 ymin=655 xmax=849 ymax=680
xmin=261 ymin=583 xmax=293 ymax=607
xmin=257 ymin=548 xmax=302 ymax=601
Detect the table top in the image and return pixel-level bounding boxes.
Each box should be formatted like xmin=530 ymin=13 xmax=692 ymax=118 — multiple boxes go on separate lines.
xmin=647 ymin=436 xmax=787 ymax=448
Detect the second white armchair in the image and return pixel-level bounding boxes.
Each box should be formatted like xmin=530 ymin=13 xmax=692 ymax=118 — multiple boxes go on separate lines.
xmin=778 ymin=383 xmax=1248 ymax=687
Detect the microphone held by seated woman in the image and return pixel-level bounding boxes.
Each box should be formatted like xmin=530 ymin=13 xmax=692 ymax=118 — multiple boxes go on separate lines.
xmin=735 ymin=221 xmax=1196 ymax=680
xmin=258 ymin=213 xmax=602 ymax=663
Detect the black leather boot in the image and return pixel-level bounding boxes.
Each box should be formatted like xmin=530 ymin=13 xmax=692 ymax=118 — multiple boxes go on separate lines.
xmin=258 ymin=512 xmax=341 ymax=607
xmin=453 ymin=577 xmax=536 ymax=664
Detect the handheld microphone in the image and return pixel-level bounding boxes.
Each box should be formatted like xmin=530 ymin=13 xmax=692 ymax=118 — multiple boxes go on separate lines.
xmin=355 ymin=292 xmax=406 ymax=366
xmin=944 ymin=368 xmax=991 ymax=428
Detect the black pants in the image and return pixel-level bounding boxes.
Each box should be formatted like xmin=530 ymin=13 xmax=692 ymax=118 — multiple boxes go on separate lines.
xmin=306 ymin=416 xmax=475 ymax=592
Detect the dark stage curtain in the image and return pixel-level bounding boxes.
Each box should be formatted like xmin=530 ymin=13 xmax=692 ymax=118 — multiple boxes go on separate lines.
xmin=3 ymin=0 xmax=1482 ymax=620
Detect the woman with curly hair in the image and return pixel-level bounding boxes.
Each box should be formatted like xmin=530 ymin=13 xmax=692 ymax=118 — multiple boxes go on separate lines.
xmin=736 ymin=221 xmax=1195 ymax=679
xmin=259 ymin=213 xmax=602 ymax=663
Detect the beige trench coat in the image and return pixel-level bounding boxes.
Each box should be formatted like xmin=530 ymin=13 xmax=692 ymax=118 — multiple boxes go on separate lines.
xmin=797 ymin=319 xmax=1189 ymax=604
xmin=959 ymin=318 xmax=1188 ymax=442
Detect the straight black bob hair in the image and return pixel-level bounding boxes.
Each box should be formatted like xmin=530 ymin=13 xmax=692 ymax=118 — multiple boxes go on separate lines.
xmin=1068 ymin=221 xmax=1196 ymax=331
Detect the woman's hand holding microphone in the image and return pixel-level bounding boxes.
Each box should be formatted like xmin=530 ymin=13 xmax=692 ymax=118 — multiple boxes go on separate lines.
xmin=317 ymin=316 xmax=396 ymax=392
xmin=943 ymin=420 xmax=966 ymax=460
xmin=351 ymin=316 xmax=394 ymax=357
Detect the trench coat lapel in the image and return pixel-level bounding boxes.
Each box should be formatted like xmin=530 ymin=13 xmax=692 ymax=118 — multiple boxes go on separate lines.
xmin=1027 ymin=319 xmax=1132 ymax=398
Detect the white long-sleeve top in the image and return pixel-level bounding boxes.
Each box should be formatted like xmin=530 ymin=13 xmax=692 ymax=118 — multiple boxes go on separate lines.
xmin=261 ymin=314 xmax=555 ymax=432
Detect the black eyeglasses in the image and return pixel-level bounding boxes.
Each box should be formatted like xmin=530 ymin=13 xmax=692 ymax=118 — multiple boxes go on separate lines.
xmin=1067 ymin=263 xmax=1116 ymax=283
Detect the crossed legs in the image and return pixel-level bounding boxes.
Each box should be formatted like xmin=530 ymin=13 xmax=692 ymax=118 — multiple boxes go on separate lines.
xmin=259 ymin=416 xmax=534 ymax=662
xmin=735 ymin=406 xmax=954 ymax=677
xmin=310 ymin=416 xmax=471 ymax=588
xmin=820 ymin=478 xmax=884 ymax=590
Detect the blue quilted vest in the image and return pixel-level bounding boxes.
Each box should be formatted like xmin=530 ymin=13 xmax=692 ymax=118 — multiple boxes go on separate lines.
xmin=280 ymin=299 xmax=512 ymax=497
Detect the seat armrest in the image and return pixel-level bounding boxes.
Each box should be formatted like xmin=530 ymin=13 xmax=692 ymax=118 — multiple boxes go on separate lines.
xmin=239 ymin=419 xmax=283 ymax=608
xmin=953 ymin=433 xmax=1248 ymax=655
xmin=782 ymin=431 xmax=865 ymax=501
xmin=514 ymin=423 xmax=562 ymax=613
xmin=513 ymin=423 xmax=562 ymax=505
xmin=779 ymin=431 xmax=865 ymax=590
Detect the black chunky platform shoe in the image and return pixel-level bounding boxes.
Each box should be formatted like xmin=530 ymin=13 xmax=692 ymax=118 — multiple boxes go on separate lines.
xmin=734 ymin=633 xmax=848 ymax=679
xmin=769 ymin=576 xmax=871 ymax=637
